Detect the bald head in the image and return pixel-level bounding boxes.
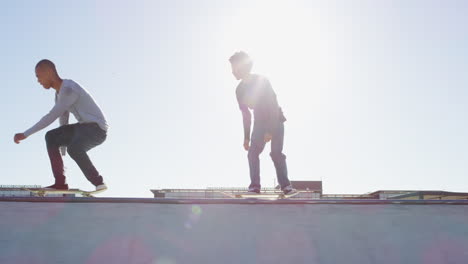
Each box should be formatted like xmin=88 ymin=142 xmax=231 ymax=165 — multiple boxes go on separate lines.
xmin=35 ymin=59 xmax=61 ymax=90
xmin=35 ymin=59 xmax=57 ymax=72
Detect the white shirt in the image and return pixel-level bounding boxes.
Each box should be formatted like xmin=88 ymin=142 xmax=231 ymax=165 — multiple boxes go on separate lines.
xmin=24 ymin=79 xmax=108 ymax=137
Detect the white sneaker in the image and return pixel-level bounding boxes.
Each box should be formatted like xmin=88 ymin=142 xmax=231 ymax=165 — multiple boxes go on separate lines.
xmin=248 ymin=187 xmax=260 ymax=194
xmin=96 ymin=183 xmax=107 ymax=191
xmin=282 ymin=185 xmax=297 ymax=195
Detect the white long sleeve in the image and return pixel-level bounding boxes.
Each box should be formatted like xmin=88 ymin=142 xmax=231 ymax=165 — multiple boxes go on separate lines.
xmin=24 ymin=86 xmax=79 ymax=137
xmin=59 ymin=110 xmax=70 ymax=126
xmin=23 ymin=79 xmax=108 ymax=137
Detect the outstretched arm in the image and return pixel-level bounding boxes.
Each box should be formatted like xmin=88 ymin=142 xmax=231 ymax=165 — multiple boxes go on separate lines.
xmin=22 ymin=86 xmax=78 ymax=138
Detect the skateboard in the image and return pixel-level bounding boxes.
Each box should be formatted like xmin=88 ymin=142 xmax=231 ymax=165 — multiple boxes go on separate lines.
xmin=22 ymin=188 xmax=106 ymax=197
xmin=220 ymin=191 xmax=301 ymax=199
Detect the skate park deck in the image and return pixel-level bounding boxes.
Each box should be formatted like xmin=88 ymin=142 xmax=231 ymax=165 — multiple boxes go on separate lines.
xmin=1 ymin=198 xmax=467 ymax=264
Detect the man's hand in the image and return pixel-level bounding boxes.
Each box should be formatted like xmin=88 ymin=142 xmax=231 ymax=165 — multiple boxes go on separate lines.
xmin=14 ymin=133 xmax=27 ymax=144
xmin=243 ymin=139 xmax=250 ymax=151
xmin=264 ymin=133 xmax=272 ymax=143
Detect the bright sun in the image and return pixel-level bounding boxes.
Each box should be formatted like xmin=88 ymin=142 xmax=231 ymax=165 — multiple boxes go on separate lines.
xmin=222 ymin=1 xmax=335 ymax=103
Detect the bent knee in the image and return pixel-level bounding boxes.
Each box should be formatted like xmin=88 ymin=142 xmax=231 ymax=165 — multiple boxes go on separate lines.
xmin=45 ymin=130 xmax=55 ymax=143
xmin=270 ymin=152 xmax=286 ymax=161
xmin=248 ymin=147 xmax=263 ymax=158
xmin=67 ymin=146 xmax=84 ymax=157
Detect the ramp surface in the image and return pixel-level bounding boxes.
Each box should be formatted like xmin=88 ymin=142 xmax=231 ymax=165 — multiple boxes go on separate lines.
xmin=1 ymin=199 xmax=467 ymax=264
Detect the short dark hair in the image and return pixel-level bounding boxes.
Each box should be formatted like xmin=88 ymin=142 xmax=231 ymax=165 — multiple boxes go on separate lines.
xmin=229 ymin=51 xmax=253 ymax=71
xmin=36 ymin=59 xmax=56 ymax=71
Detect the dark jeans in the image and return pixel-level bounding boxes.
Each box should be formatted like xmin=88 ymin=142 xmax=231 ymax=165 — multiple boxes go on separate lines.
xmin=45 ymin=123 xmax=107 ymax=186
xmin=248 ymin=121 xmax=290 ymax=190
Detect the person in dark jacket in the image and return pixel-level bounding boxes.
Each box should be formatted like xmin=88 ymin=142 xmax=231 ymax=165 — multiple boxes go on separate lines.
xmin=230 ymin=51 xmax=296 ymax=194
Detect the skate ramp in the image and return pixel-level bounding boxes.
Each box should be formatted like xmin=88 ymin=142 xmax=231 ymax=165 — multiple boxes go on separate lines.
xmin=0 ymin=199 xmax=467 ymax=264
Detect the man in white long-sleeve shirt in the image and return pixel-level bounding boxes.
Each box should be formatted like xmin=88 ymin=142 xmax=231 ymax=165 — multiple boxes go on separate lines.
xmin=14 ymin=59 xmax=108 ymax=191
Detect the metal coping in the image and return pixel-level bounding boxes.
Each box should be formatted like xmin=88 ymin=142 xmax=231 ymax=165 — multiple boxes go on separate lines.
xmin=1 ymin=197 xmax=468 ymax=205
xmin=0 ymin=185 xmax=42 ymax=189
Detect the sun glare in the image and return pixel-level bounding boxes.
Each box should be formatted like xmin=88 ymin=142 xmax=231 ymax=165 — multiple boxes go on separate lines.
xmin=221 ymin=1 xmax=336 ymax=114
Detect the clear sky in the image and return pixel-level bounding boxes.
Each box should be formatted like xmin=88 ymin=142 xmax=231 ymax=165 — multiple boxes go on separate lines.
xmin=1 ymin=0 xmax=467 ymax=197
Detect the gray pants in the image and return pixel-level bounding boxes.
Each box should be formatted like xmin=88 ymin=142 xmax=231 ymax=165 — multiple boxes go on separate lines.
xmin=248 ymin=121 xmax=290 ymax=190
xmin=45 ymin=123 xmax=106 ymax=186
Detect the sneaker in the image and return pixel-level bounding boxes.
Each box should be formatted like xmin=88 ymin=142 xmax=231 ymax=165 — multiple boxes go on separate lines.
xmin=248 ymin=187 xmax=260 ymax=194
xmin=282 ymin=185 xmax=297 ymax=195
xmin=44 ymin=183 xmax=69 ymax=190
xmin=96 ymin=183 xmax=107 ymax=191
